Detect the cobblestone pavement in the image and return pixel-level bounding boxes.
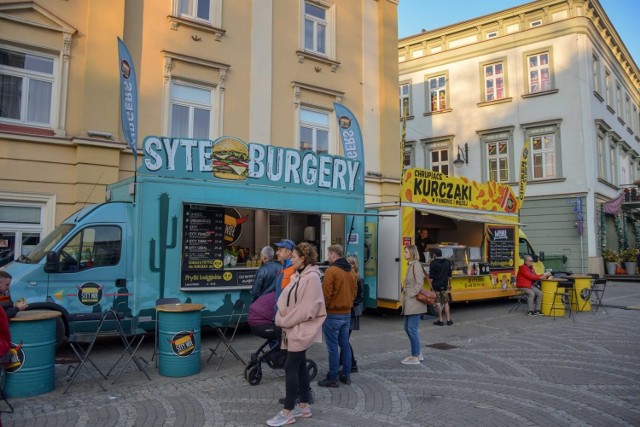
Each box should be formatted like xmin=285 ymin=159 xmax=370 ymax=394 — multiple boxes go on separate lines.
xmin=3 ymin=281 xmax=640 ymax=426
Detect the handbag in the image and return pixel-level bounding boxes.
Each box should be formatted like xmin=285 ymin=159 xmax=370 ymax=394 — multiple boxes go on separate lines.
xmin=411 ymin=262 xmax=436 ymax=305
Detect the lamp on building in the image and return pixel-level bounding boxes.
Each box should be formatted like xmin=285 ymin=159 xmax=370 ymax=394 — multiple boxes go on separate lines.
xmin=453 ymin=143 xmax=469 ymax=168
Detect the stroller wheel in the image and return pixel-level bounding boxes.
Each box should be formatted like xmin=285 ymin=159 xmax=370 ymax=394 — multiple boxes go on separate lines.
xmin=305 ymin=359 xmax=317 ymax=381
xmin=247 ymin=364 xmax=262 ymax=386
xmin=244 ymin=362 xmax=257 ymax=380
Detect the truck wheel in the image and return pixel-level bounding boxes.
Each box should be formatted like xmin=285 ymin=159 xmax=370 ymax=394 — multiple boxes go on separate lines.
xmin=54 ymin=315 xmax=68 ymax=347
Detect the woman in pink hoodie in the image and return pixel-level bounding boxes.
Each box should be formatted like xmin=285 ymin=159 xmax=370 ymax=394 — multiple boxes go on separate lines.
xmin=267 ymin=242 xmax=327 ymax=426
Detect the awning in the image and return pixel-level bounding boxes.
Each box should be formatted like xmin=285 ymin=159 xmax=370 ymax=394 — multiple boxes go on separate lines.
xmin=415 ymin=208 xmax=522 ymax=226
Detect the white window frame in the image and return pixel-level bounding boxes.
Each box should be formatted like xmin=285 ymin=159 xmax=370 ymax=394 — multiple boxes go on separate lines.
xmin=169 ymin=81 xmax=214 ymax=139
xmin=0 ymin=45 xmax=56 ymax=128
xmin=482 ymin=61 xmax=506 ymax=102
xmin=523 ymin=122 xmax=562 ymax=181
xmin=399 ymin=82 xmax=411 ymax=118
xmin=486 ymin=141 xmax=510 ymax=182
xmin=301 ymin=0 xmax=335 ymax=59
xmin=426 ymin=73 xmax=448 ymax=113
xmin=625 ymin=95 xmax=632 ymax=127
xmin=429 ymin=148 xmax=449 ymax=175
xmin=299 ymin=106 xmax=331 ymax=154
xmin=403 ymin=141 xmax=416 ymax=172
xmin=608 ymin=141 xmax=617 ymax=186
xmin=174 ymin=0 xmax=222 ymax=26
xmin=479 ymin=127 xmax=514 ymax=183
xmin=527 ymin=51 xmax=552 ymax=94
xmin=621 ymin=148 xmax=631 ymax=185
xmin=605 ymin=69 xmax=613 ymax=108
xmin=616 ymin=83 xmax=623 ymax=120
xmin=592 ymin=53 xmax=601 ymax=96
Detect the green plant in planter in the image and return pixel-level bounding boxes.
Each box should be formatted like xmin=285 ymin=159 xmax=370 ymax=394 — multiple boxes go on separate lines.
xmin=620 ymin=248 xmax=639 ymax=263
xmin=602 ymin=248 xmax=619 ymax=263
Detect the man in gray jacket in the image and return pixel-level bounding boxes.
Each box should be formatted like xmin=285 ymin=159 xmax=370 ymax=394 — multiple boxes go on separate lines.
xmin=250 ymin=246 xmax=282 ymax=302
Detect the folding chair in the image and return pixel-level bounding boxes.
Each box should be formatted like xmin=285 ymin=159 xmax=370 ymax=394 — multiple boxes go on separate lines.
xmin=508 ymin=281 xmax=528 ymax=313
xmin=207 ymin=299 xmax=246 ymax=370
xmin=152 ymin=298 xmax=181 ymax=367
xmin=106 ymin=311 xmax=150 ymax=384
xmin=0 ymin=365 xmax=14 ymax=414
xmin=590 ymin=278 xmax=608 ymax=314
xmin=550 ymin=277 xmax=577 ymax=321
xmin=64 ymin=310 xmax=111 ymax=393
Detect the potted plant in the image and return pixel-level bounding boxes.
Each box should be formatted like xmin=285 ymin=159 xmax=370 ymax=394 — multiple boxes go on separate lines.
xmin=620 ymin=248 xmax=638 ymax=275
xmin=602 ymin=248 xmax=618 ymax=275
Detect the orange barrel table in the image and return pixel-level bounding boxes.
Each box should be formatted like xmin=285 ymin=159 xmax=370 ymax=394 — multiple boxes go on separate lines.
xmin=570 ymin=275 xmax=592 ymax=312
xmin=540 ymin=279 xmax=564 ymax=317
xmin=156 ymin=303 xmax=205 ymax=377
xmin=5 ymin=310 xmax=62 ymax=397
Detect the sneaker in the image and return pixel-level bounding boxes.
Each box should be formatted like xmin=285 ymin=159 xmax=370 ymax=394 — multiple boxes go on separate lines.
xmin=338 ymin=373 xmax=351 ymax=385
xmin=527 ymin=311 xmax=534 ymax=316
xmin=291 ymin=404 xmax=312 ymax=419
xmin=317 ymin=377 xmax=339 ymax=388
xmin=446 ymin=320 xmax=453 ymax=326
xmin=351 ymin=363 xmax=359 ymax=373
xmin=533 ymin=310 xmax=543 ymax=316
xmin=401 ymin=356 xmax=420 ymax=365
xmin=418 ymin=353 xmax=424 ymax=361
xmin=433 ymin=320 xmax=444 ymax=326
xmin=266 ymin=410 xmax=296 ymax=426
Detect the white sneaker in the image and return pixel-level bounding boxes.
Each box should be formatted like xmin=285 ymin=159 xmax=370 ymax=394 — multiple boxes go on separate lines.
xmin=418 ymin=353 xmax=424 ymax=361
xmin=401 ymin=356 xmax=420 ymax=365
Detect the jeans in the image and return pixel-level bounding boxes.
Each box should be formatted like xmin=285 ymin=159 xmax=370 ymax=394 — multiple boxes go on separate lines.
xmin=404 ymin=314 xmax=421 ymax=357
xmin=323 ymin=313 xmax=351 ymax=379
xmin=522 ymin=286 xmax=542 ymax=311
xmin=283 ymin=350 xmax=310 ymax=410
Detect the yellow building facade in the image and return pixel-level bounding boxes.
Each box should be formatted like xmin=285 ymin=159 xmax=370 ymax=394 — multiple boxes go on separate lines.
xmin=0 ymin=0 xmax=400 ymax=264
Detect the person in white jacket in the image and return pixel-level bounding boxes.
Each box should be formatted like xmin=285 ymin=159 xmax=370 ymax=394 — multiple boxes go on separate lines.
xmin=267 ymin=242 xmax=327 ymax=427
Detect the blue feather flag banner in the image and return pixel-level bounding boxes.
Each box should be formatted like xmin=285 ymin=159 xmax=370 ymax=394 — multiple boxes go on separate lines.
xmin=334 ymin=102 xmax=364 ymax=191
xmin=117 ymin=37 xmax=138 ymax=164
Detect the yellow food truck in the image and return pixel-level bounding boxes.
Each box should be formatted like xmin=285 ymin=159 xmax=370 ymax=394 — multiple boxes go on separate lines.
xmin=364 ymin=168 xmax=544 ymax=310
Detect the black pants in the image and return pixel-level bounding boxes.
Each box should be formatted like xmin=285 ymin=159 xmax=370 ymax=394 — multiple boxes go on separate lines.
xmin=283 ymin=350 xmax=310 ymax=410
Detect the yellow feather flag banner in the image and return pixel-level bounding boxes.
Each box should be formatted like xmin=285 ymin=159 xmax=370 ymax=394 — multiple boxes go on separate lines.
xmin=518 ymin=142 xmax=530 ymax=208
xmin=400 ymin=102 xmax=408 ymax=186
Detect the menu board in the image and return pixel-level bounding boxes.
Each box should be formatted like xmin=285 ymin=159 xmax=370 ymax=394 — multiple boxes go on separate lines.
xmin=181 ymin=204 xmax=256 ymax=289
xmin=487 ymin=225 xmax=515 ymax=270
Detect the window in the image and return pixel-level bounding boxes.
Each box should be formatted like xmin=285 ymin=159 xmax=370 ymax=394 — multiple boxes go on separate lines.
xmin=621 ymin=149 xmax=631 ymax=184
xmin=616 ymin=84 xmax=623 ymax=120
xmin=178 ymin=0 xmax=211 ymax=22
xmin=597 ymin=131 xmax=607 ymax=180
xmin=399 ymin=83 xmax=411 ymax=118
xmin=592 ymin=54 xmax=601 ymax=96
xmin=483 ymin=62 xmax=505 ymax=101
xmin=625 ymin=95 xmax=632 ymax=127
xmin=299 ymin=107 xmax=329 ymax=154
xmin=304 ymin=1 xmax=327 ymax=55
xmin=486 ymin=31 xmax=498 ymax=39
xmin=59 ymin=226 xmax=121 ymax=272
xmin=427 ymin=75 xmax=447 ymax=112
xmin=530 ymin=19 xmax=542 ymax=27
xmin=605 ymin=69 xmax=613 ymax=107
xmin=608 ymin=142 xmax=617 ymax=185
xmin=170 ymin=82 xmax=212 ymax=139
xmin=403 ymin=142 xmax=415 ymax=172
xmin=527 ymin=52 xmax=551 ymax=93
xmin=0 ymin=47 xmax=54 ymax=126
xmin=487 ymin=141 xmax=509 ymax=182
xmin=430 ymin=149 xmax=449 ymax=175
xmin=530 ymin=135 xmax=555 ymax=179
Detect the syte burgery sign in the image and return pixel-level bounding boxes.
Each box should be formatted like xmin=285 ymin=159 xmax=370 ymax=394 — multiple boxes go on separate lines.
xmin=402 ymin=168 xmax=518 ymax=213
xmin=141 ymin=136 xmax=363 ymax=194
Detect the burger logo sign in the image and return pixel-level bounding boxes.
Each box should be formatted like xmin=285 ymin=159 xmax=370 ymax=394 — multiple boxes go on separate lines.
xmin=142 ymin=136 xmax=362 ymax=194
xmin=211 ymin=137 xmax=249 ymax=180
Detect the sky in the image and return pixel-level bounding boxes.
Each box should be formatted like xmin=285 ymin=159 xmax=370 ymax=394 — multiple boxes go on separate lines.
xmin=398 ymin=0 xmax=640 ymax=67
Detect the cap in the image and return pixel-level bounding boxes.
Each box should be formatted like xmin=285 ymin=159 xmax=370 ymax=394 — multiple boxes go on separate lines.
xmin=274 ymin=239 xmax=295 ymax=251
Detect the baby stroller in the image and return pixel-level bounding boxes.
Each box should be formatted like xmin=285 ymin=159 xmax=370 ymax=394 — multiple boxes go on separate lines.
xmin=245 ymin=292 xmax=317 ymax=386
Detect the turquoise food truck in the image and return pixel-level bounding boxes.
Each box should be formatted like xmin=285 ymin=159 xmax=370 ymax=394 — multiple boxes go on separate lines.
xmin=2 ymin=134 xmax=365 ymax=342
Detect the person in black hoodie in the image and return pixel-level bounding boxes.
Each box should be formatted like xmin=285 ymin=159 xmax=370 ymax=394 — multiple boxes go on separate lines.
xmin=428 ymin=248 xmax=453 ymax=326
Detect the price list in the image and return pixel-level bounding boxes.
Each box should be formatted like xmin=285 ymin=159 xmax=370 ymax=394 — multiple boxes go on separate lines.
xmin=487 ymin=225 xmax=515 ymax=270
xmin=182 ymin=204 xmax=225 ymax=272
